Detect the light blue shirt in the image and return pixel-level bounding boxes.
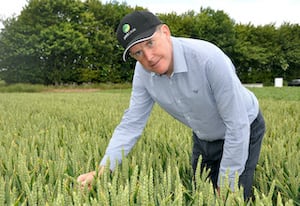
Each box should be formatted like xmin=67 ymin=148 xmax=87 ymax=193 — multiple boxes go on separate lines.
xmin=100 ymin=37 xmax=259 ymax=188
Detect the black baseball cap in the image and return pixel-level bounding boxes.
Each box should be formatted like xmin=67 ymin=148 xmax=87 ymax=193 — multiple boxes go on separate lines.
xmin=116 ymin=11 xmax=163 ymax=61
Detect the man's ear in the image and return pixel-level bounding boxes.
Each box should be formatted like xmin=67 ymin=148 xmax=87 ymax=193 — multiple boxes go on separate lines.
xmin=161 ymin=24 xmax=171 ymax=37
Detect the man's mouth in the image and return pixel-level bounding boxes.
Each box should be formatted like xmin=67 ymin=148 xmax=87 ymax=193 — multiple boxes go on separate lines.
xmin=150 ymin=58 xmax=161 ymax=69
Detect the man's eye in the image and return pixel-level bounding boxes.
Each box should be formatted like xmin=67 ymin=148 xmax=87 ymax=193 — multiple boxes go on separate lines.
xmin=147 ymin=40 xmax=154 ymax=47
xmin=134 ymin=51 xmax=143 ymax=57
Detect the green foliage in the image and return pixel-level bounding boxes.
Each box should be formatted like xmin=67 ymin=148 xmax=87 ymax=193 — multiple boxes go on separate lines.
xmin=194 ymin=7 xmax=236 ymax=55
xmin=250 ymin=87 xmax=300 ymax=101
xmin=0 ymin=87 xmax=299 ymax=205
xmin=256 ymin=96 xmax=300 ymax=206
xmin=0 ymin=82 xmax=132 ymax=92
xmin=277 ymin=23 xmax=300 ymax=79
xmin=0 ymin=0 xmax=135 ymax=85
xmin=159 ymin=7 xmax=236 ymax=56
xmin=0 ymin=83 xmax=46 ymax=92
xmin=0 ymin=1 xmax=299 ymax=85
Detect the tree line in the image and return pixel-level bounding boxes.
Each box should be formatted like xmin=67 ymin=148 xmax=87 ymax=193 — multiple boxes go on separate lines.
xmin=0 ymin=0 xmax=299 ymax=85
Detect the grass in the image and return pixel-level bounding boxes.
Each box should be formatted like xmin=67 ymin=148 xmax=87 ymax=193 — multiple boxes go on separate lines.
xmin=249 ymin=87 xmax=300 ymax=101
xmin=0 ymin=82 xmax=132 ymax=93
xmin=0 ymin=81 xmax=299 ymax=100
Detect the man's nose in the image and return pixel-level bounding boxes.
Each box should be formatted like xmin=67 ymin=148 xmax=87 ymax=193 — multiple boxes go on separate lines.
xmin=142 ymin=48 xmax=154 ymax=61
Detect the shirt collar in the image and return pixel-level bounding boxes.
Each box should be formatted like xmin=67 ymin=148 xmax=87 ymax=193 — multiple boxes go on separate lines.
xmin=172 ymin=37 xmax=188 ymax=74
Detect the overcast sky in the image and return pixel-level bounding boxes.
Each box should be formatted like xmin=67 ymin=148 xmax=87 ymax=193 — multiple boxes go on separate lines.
xmin=1 ymin=0 xmax=300 ymax=29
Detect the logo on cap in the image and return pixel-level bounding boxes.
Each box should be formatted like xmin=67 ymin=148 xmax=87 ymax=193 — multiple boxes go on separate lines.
xmin=122 ymin=24 xmax=136 ymax=40
xmin=122 ymin=24 xmax=130 ymax=33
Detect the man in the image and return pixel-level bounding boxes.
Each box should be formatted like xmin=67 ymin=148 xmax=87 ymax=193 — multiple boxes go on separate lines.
xmin=77 ymin=10 xmax=266 ymax=200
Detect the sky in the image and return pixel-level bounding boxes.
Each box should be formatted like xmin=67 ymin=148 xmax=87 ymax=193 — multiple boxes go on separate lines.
xmin=0 ymin=0 xmax=300 ymax=29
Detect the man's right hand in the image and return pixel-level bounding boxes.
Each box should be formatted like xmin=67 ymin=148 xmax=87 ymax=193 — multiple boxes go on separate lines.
xmin=77 ymin=171 xmax=96 ymax=190
xmin=77 ymin=167 xmax=105 ymax=190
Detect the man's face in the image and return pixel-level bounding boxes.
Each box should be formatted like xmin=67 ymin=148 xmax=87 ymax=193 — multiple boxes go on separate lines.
xmin=129 ymin=25 xmax=173 ymax=76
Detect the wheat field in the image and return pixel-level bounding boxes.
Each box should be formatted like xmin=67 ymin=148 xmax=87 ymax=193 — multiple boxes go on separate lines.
xmin=0 ymin=87 xmax=299 ymax=205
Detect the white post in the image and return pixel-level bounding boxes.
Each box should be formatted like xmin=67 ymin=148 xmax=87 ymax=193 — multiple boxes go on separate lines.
xmin=274 ymin=78 xmax=283 ymax=87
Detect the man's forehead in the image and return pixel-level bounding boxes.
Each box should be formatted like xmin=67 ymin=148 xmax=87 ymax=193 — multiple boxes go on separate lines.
xmin=130 ymin=39 xmax=151 ymax=51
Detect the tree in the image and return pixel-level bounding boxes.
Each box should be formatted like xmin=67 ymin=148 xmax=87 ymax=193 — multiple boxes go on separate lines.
xmin=39 ymin=22 xmax=92 ymax=84
xmin=0 ymin=16 xmax=44 ymax=84
xmin=233 ymin=24 xmax=280 ymax=84
xmin=277 ymin=23 xmax=300 ymax=81
xmin=194 ymin=7 xmax=236 ymax=57
xmin=159 ymin=11 xmax=196 ymax=38
xmin=0 ymin=0 xmax=88 ymax=84
xmin=0 ymin=1 xmax=299 ymax=85
xmin=0 ymin=0 xmax=137 ymax=84
xmin=81 ymin=0 xmax=136 ymax=83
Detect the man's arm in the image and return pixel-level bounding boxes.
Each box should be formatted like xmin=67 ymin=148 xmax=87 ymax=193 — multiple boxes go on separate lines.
xmin=206 ymin=52 xmax=251 ymax=190
xmin=77 ymin=66 xmax=154 ymax=186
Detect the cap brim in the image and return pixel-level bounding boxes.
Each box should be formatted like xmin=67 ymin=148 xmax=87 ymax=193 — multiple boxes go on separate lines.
xmin=122 ymin=28 xmax=157 ymax=61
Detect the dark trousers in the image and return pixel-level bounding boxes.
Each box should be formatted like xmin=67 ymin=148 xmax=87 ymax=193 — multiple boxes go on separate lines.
xmin=191 ymin=110 xmax=265 ymax=200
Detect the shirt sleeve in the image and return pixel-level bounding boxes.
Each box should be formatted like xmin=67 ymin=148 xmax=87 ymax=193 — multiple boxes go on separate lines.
xmin=206 ymin=51 xmax=250 ymax=190
xmin=100 ymin=66 xmax=154 ymax=171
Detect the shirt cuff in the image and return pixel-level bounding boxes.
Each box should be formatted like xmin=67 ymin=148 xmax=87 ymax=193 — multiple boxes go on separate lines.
xmin=217 ymin=173 xmax=238 ymax=191
xmin=100 ymin=154 xmax=120 ymax=171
